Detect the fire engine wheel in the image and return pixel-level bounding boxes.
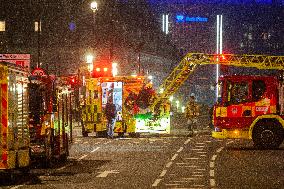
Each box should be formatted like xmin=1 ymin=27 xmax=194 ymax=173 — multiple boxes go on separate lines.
xmin=20 ymin=166 xmax=30 ymax=174
xmin=252 ymin=121 xmax=284 ymax=149
xmin=118 ymin=132 xmax=125 ymax=137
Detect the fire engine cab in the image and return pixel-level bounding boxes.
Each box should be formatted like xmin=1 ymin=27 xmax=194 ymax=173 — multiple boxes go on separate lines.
xmin=212 ymin=74 xmax=284 ymax=148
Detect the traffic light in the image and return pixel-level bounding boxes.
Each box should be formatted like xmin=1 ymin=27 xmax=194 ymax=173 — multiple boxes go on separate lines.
xmin=69 ymin=76 xmax=79 ymax=87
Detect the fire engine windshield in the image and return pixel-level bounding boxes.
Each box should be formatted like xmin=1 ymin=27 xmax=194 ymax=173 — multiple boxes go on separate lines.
xmin=227 ymin=81 xmax=249 ymax=104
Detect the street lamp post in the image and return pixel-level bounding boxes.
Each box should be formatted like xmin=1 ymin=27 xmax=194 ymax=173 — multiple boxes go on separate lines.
xmin=90 ymin=1 xmax=98 ymax=46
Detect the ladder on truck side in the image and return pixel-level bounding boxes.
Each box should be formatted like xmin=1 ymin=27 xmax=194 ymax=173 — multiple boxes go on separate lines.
xmin=151 ymin=53 xmax=284 ymax=111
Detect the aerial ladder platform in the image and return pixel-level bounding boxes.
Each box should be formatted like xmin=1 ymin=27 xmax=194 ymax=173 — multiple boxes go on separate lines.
xmin=151 ymin=53 xmax=284 ymax=111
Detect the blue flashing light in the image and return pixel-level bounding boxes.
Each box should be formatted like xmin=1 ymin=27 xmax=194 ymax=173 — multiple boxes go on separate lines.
xmin=69 ymin=22 xmax=76 ymax=31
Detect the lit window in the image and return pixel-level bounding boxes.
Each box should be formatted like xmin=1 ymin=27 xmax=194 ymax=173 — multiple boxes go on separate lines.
xmin=0 ymin=21 xmax=5 ymax=31
xmin=35 ymin=21 xmax=41 ymax=32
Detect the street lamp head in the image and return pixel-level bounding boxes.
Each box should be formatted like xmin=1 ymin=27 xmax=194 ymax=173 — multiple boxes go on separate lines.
xmin=91 ymin=1 xmax=98 ymax=12
xmin=86 ymin=54 xmax=94 ymax=64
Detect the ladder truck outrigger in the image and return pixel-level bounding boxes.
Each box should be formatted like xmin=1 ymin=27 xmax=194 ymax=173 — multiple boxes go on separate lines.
xmin=153 ymin=53 xmax=284 ymax=148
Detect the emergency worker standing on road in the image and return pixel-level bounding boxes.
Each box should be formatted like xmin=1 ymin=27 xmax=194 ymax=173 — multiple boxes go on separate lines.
xmin=105 ymin=97 xmax=117 ymax=139
xmin=185 ymin=95 xmax=199 ymax=134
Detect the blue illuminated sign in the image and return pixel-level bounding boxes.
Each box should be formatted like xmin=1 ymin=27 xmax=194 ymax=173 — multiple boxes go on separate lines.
xmin=176 ymin=15 xmax=208 ymax=23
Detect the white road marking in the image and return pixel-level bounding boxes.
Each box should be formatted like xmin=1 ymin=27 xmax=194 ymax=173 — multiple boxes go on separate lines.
xmin=192 ymin=174 xmax=204 ymax=177
xmin=200 ymin=155 xmax=207 ymax=157
xmin=56 ymin=163 xmax=72 ymax=171
xmin=210 ymin=170 xmax=215 ymax=177
xmin=186 ymin=157 xmax=200 ymax=160
xmin=96 ymin=170 xmax=119 ymax=177
xmin=211 ymin=155 xmax=217 ymax=161
xmin=192 ymin=148 xmax=204 ymax=151
xmin=91 ymin=147 xmax=100 ymax=153
xmin=182 ymin=177 xmax=201 ymax=180
xmin=152 ymin=179 xmax=162 ymax=187
xmin=196 ymin=142 xmax=205 ymax=145
xmin=195 ymin=145 xmax=205 ymax=148
xmin=171 ymin=153 xmax=178 ymax=161
xmin=216 ymin=147 xmax=224 ymax=153
xmin=78 ymin=154 xmax=88 ymax=160
xmin=83 ymin=141 xmax=88 ymax=144
xmin=165 ymin=184 xmax=181 ymax=186
xmin=210 ymin=179 xmax=216 ymax=187
xmin=10 ymin=185 xmax=24 ymax=189
xmin=178 ymin=165 xmax=199 ymax=168
xmin=160 ymin=170 xmax=167 ymax=177
xmin=166 ymin=162 xmax=173 ymax=168
xmin=193 ymin=171 xmax=204 ymax=174
xmin=227 ymin=140 xmax=234 ymax=144
xmin=210 ymin=161 xmax=214 ymax=168
xmin=196 ymin=168 xmax=206 ymax=171
xmin=197 ymin=151 xmax=207 ymax=154
xmin=176 ymin=162 xmax=197 ymax=165
xmin=177 ymin=147 xmax=184 ymax=153
xmin=184 ymin=138 xmax=191 ymax=144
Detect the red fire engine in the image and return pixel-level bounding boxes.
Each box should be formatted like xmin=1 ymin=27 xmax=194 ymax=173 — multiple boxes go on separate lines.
xmin=152 ymin=53 xmax=284 ymax=148
xmin=212 ymin=74 xmax=284 ymax=148
xmin=28 ymin=74 xmax=73 ymax=166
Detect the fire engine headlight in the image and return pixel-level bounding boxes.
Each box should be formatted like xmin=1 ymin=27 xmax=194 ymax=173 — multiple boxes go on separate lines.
xmin=214 ymin=127 xmax=222 ymax=132
xmin=233 ymin=130 xmax=239 ymax=135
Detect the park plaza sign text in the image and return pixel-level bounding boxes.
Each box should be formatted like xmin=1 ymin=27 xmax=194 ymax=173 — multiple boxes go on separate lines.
xmin=176 ymin=15 xmax=208 ymax=23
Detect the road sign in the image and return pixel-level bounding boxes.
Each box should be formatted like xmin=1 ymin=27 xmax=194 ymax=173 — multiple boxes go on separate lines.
xmin=31 ymin=67 xmax=46 ymax=76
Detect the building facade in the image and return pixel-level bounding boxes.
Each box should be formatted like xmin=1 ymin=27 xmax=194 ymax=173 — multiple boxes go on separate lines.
xmin=0 ymin=0 xmax=179 ymax=87
xmin=148 ymin=0 xmax=284 ymax=105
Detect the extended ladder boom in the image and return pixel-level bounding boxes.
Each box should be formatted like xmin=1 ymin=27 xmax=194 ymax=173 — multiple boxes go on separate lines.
xmin=151 ymin=53 xmax=284 ymax=110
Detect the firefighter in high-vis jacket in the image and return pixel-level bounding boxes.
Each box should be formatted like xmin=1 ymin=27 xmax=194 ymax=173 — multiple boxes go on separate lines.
xmin=185 ymin=95 xmax=200 ymax=133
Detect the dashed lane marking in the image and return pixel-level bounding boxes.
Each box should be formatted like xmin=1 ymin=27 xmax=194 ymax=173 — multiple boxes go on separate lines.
xmin=78 ymin=154 xmax=88 ymax=160
xmin=211 ymin=155 xmax=217 ymax=161
xmin=184 ymin=138 xmax=191 ymax=145
xmin=152 ymin=179 xmax=162 ymax=187
xmin=216 ymin=147 xmax=224 ymax=153
xmin=210 ymin=179 xmax=216 ymax=187
xmin=177 ymin=147 xmax=184 ymax=153
xmin=91 ymin=147 xmax=100 ymax=153
xmin=160 ymin=170 xmax=167 ymax=177
xmin=171 ymin=153 xmax=178 ymax=161
xmin=210 ymin=161 xmax=215 ymax=168
xmin=210 ymin=170 xmax=215 ymax=177
xmin=166 ymin=162 xmax=173 ymax=168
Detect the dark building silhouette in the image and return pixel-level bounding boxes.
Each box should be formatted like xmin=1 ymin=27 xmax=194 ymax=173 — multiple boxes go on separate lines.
xmin=0 ymin=0 xmax=179 ymax=84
